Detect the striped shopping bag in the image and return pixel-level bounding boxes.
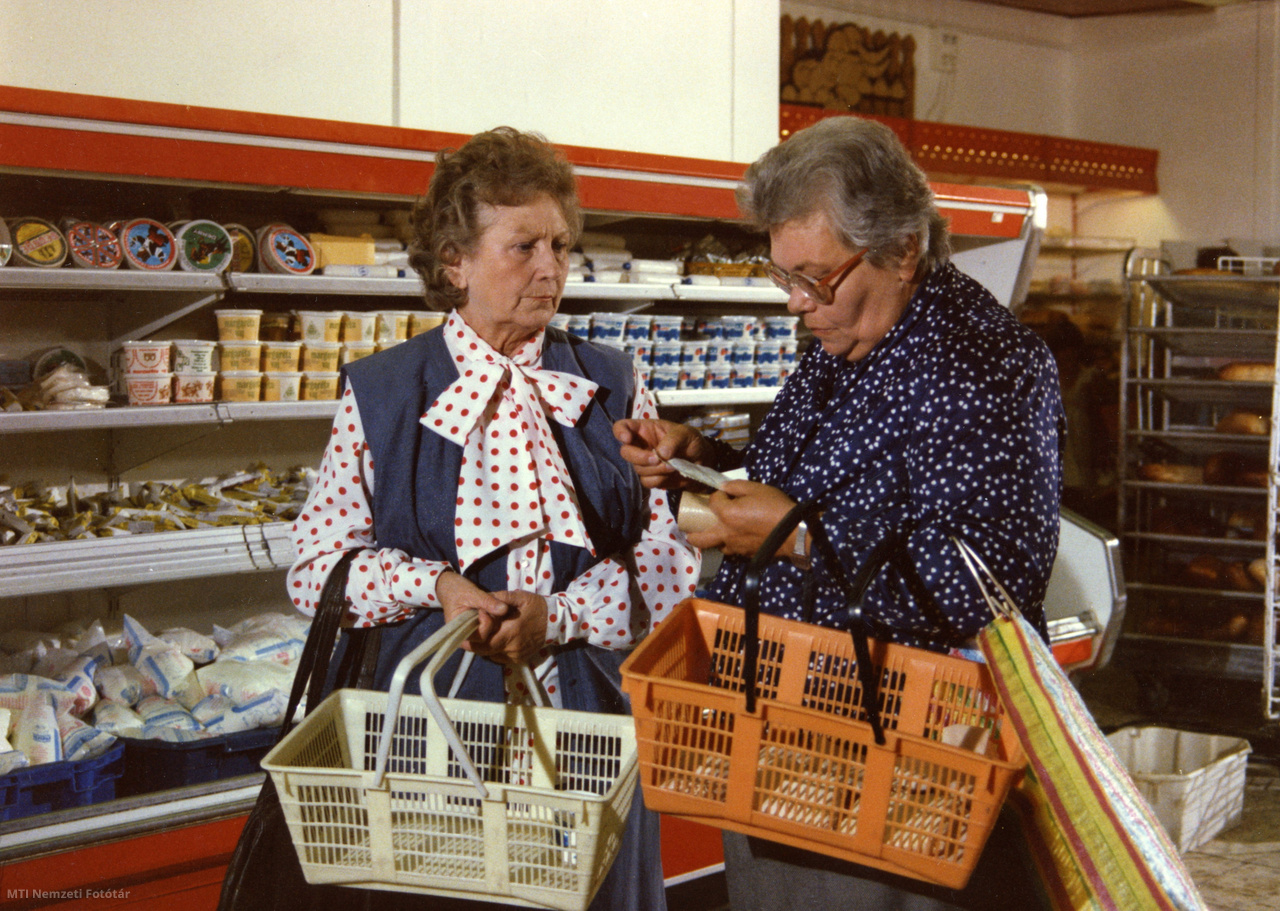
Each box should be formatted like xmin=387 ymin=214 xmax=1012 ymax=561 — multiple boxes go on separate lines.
xmin=953 ymin=538 xmax=1208 ymax=911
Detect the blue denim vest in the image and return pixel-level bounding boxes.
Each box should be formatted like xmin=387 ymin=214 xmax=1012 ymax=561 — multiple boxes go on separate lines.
xmin=341 ymin=325 xmax=645 ymax=712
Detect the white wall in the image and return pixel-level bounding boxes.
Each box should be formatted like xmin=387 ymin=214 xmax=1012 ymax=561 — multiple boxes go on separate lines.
xmin=399 ymin=0 xmax=778 ymax=163
xmin=1069 ymin=3 xmax=1280 ymax=247
xmin=785 ymin=0 xmax=1280 ymax=249
xmin=0 ymin=1 xmax=399 ymax=125
xmin=781 ymin=0 xmax=1073 ymax=135
xmin=0 ymin=0 xmax=780 ymax=164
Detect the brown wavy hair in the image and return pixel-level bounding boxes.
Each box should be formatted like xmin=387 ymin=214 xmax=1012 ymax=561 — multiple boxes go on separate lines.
xmin=408 ymin=127 xmax=583 ymax=311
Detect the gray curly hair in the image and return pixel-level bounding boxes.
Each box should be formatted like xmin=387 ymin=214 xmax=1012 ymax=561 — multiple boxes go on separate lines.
xmin=736 ymin=116 xmax=949 ymax=276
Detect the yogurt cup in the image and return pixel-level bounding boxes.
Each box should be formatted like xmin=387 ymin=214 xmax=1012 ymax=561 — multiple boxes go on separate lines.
xmin=731 ymin=341 xmax=758 ymax=365
xmin=119 ymin=340 xmax=171 ymax=374
xmin=565 ymin=315 xmax=592 ymax=339
xmin=376 ymin=311 xmax=411 ymax=342
xmin=302 ymin=371 xmax=341 ymax=401
xmin=705 ymin=341 xmax=733 ymax=364
xmin=764 ymin=315 xmax=800 ymax=340
xmin=172 ymin=372 xmax=216 ymax=404
xmin=341 ymin=311 xmax=378 ymax=343
xmin=678 ymin=364 xmax=707 ymax=390
xmin=590 ymin=312 xmax=628 ymax=342
xmin=706 ymin=363 xmax=733 ymax=389
xmin=755 ymin=341 xmax=782 ymax=365
xmin=301 ymin=341 xmax=342 ymax=373
xmin=341 ymin=343 xmax=376 ymax=365
xmin=652 ymin=341 xmax=682 ymax=368
xmin=650 ymin=366 xmax=680 ymax=391
xmin=681 ymin=340 xmax=708 ymax=365
xmin=214 ymin=309 xmax=262 ymax=341
xmin=171 ymin=339 xmax=217 ymax=374
xmin=260 ymin=340 xmax=303 ymax=373
xmin=624 ymin=314 xmax=653 ymax=341
xmin=375 ymin=341 xmax=403 ymax=353
xmin=218 ymin=371 xmax=262 ymax=402
xmin=780 ymin=341 xmax=798 ymax=365
xmin=409 ymin=311 xmax=445 ymax=336
xmin=295 ymin=310 xmax=343 ymax=343
xmin=756 ymin=364 xmax=783 ymax=387
xmin=650 ymin=315 xmax=683 ymax=342
xmin=625 ymin=341 xmax=652 ymax=364
xmin=549 ymin=313 xmax=571 ymax=332
xmin=731 ymin=366 xmax=757 ymax=388
xmin=218 ymin=342 xmax=263 ymax=373
xmin=720 ymin=315 xmax=754 ymax=340
xmin=261 ymin=372 xmax=302 ymax=402
xmin=125 ymin=372 xmax=173 ymax=405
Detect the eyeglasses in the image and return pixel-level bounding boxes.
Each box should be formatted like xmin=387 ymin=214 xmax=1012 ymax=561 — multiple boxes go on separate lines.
xmin=765 ymin=248 xmax=869 ymax=305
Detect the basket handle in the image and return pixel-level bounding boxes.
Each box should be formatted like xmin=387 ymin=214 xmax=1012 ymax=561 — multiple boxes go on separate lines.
xmin=371 ymin=609 xmax=545 ymax=795
xmin=742 ymin=502 xmax=893 ymax=745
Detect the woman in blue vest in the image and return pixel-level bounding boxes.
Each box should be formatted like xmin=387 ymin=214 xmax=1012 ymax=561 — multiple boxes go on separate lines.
xmin=614 ymin=116 xmax=1063 ymax=910
xmin=288 ymin=127 xmax=697 ymax=911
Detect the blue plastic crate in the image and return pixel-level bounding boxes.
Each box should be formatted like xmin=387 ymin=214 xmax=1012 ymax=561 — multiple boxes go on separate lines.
xmin=117 ymin=726 xmax=279 ymax=797
xmin=0 ymin=741 xmax=126 ymax=823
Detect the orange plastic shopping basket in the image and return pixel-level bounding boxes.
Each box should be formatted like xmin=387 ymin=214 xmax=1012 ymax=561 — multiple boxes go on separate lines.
xmin=619 ymin=504 xmax=1027 ymax=890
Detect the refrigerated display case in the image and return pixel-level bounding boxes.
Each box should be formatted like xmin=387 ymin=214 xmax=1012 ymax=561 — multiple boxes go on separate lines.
xmin=0 ymin=86 xmax=1053 ymax=907
xmin=1118 ymin=248 xmax=1280 ymax=718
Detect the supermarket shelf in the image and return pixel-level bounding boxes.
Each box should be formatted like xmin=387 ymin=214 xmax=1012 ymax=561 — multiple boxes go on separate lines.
xmin=1126 ymin=377 xmax=1274 ymax=410
xmin=0 ymin=522 xmax=295 ymax=596
xmin=1039 ymin=236 xmax=1135 ymax=256
xmin=0 ymin=776 xmax=260 ymax=861
xmin=1126 ymin=430 xmax=1269 ymax=460
xmin=225 ymin=272 xmax=422 ymax=296
xmin=1122 ymin=530 xmax=1267 ymax=555
xmin=656 ymin=386 xmax=780 ymax=407
xmin=1128 ymin=581 xmax=1263 ymax=603
xmin=1145 ymin=274 xmax=1280 ymax=312
xmin=0 ymin=268 xmax=224 ymax=295
xmin=1128 ymin=327 xmax=1277 ymax=361
xmin=0 ymin=400 xmax=343 ymax=433
xmin=672 ymin=284 xmax=787 ymax=304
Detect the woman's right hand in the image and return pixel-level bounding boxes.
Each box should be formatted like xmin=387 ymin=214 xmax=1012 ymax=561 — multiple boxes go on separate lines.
xmin=613 ymin=418 xmax=715 ymax=490
xmin=435 ymin=571 xmax=514 ymax=651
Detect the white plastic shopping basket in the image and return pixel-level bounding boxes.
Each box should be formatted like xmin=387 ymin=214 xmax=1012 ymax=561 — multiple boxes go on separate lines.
xmin=262 ymin=610 xmax=639 ymax=910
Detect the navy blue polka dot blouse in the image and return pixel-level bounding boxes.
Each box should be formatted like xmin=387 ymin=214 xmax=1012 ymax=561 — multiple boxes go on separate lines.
xmin=706 ymin=262 xmax=1066 ymax=652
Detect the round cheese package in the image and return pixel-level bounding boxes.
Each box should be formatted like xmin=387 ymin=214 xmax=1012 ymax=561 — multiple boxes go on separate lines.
xmin=224 ymin=223 xmax=256 ymax=272
xmin=9 ymin=217 xmax=67 ymax=268
xmin=119 ymin=218 xmax=177 ymax=271
xmin=63 ymin=220 xmax=123 ymax=269
xmin=175 ymin=219 xmax=233 ymax=273
xmin=257 ymin=223 xmax=316 ymax=276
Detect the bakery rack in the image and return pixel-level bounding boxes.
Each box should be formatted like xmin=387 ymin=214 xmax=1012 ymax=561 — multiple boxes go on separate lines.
xmin=1118 ymin=249 xmax=1280 ymax=718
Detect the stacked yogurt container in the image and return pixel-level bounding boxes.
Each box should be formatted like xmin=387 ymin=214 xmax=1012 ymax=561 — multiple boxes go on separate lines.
xmin=117 ymin=340 xmax=174 ymax=406
xmin=559 ymin=312 xmax=800 ymax=390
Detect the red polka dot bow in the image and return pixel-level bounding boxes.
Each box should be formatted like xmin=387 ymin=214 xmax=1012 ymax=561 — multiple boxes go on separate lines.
xmin=424 ymin=312 xmax=599 ymax=571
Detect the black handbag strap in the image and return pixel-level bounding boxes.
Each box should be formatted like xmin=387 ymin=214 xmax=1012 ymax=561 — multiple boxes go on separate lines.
xmin=742 ymin=501 xmax=894 ymax=745
xmin=279 ymin=549 xmax=362 ymax=741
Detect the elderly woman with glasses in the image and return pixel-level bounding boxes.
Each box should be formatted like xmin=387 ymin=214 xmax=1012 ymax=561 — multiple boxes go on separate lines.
xmin=289 ymin=127 xmax=697 ymax=911
xmin=614 ymin=116 xmax=1064 ymax=910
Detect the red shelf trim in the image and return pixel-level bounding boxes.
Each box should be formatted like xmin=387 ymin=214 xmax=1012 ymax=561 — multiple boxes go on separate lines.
xmin=781 ymin=103 xmax=1158 ymax=195
xmin=0 ymin=86 xmax=1036 ymax=233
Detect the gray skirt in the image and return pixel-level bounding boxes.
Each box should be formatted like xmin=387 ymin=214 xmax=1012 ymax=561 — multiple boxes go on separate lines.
xmin=721 ymin=805 xmax=1046 ymax=911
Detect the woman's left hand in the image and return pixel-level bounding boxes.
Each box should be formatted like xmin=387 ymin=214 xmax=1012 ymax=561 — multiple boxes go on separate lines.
xmin=686 ymin=480 xmax=797 ymax=557
xmin=472 ymin=590 xmax=550 ymax=665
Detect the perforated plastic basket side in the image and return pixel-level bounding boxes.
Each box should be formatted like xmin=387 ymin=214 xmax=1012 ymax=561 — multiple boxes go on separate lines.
xmin=620 ymin=599 xmax=1025 ymax=890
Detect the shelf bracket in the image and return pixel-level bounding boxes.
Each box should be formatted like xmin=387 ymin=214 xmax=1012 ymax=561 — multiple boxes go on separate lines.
xmin=109 ymin=290 xmax=225 ymax=352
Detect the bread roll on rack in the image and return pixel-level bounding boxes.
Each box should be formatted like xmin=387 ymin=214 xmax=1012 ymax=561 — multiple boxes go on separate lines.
xmin=1217 ymin=362 xmax=1274 ymax=383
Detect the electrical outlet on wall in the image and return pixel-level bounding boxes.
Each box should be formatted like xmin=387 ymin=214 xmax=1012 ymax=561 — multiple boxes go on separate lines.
xmin=933 ymin=30 xmax=959 ymax=74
